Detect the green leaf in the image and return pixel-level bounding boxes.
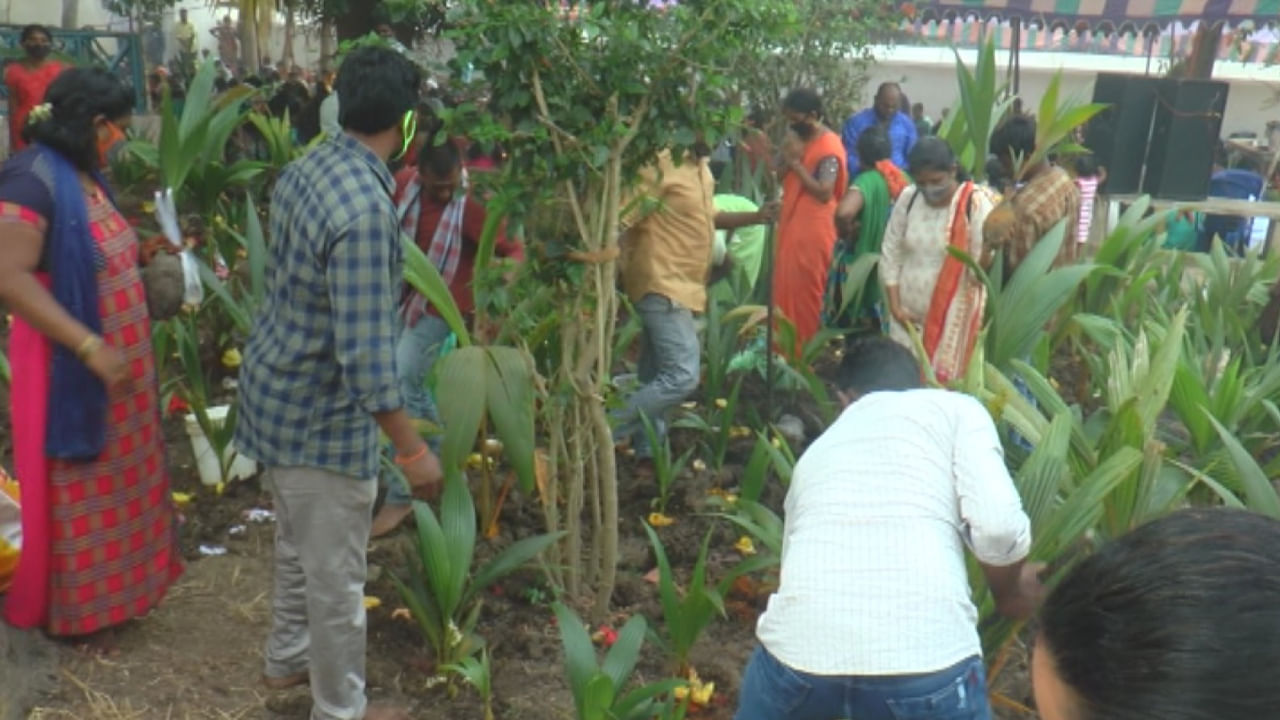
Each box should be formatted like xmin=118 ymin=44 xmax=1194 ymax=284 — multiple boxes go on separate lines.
xmin=412 ymin=495 xmax=461 ymax=628
xmin=242 ymin=193 xmax=267 ymax=307
xmin=1209 ymin=415 xmax=1280 ymax=518
xmin=465 ymin=531 xmax=564 ymax=607
xmin=482 ymin=347 xmax=538 ymax=495
xmin=553 ymin=602 xmax=600 ymax=715
xmin=403 ymin=236 xmax=471 ymax=347
xmin=439 ymin=470 xmax=477 ymax=620
xmin=434 ymin=348 xmax=489 ymax=473
xmin=601 ymin=614 xmax=647 ymax=691
xmin=581 ymin=674 xmax=616 ymax=720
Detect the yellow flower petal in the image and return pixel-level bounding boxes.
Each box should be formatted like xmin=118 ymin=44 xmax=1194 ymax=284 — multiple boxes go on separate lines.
xmin=171 ymin=491 xmax=193 ymax=508
xmin=363 ymin=596 xmax=382 ymax=610
xmin=221 ymin=348 xmax=242 ymax=369
xmin=141 ymin=201 xmax=156 ymax=214
xmin=647 ymin=512 xmax=675 ymax=528
xmin=734 ymin=536 xmax=757 ymax=556
xmin=691 ymin=680 xmax=715 ymax=705
xmin=714 ymin=397 xmax=728 ymax=409
xmin=466 ymin=452 xmax=485 ymax=470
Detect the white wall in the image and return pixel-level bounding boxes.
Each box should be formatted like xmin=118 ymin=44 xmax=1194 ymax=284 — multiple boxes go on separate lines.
xmin=3 ymin=0 xmax=327 ymax=71
xmin=861 ymin=44 xmax=1280 ymax=139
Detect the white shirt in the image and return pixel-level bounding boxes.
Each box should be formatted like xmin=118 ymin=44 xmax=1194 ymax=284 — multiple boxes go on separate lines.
xmin=755 ymin=389 xmax=1031 ymax=677
xmin=320 ymin=92 xmax=341 ymax=140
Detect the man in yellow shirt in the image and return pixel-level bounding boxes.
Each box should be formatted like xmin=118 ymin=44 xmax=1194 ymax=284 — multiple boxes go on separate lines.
xmin=174 ymin=9 xmax=197 ymax=75
xmin=614 ymin=149 xmax=715 ymax=458
xmin=614 ymin=147 xmax=774 ymax=458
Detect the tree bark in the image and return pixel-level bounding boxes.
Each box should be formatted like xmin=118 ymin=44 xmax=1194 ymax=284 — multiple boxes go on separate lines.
xmin=1186 ymin=21 xmax=1224 ymax=80
xmin=283 ymin=2 xmax=296 ymax=65
xmin=60 ymin=0 xmax=78 ymax=29
xmin=319 ymin=20 xmax=334 ymax=72
xmin=239 ymin=0 xmax=260 ymax=75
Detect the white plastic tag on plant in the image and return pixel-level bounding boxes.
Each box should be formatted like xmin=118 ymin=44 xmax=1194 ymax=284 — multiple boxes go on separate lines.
xmin=154 ymin=188 xmax=204 ymax=306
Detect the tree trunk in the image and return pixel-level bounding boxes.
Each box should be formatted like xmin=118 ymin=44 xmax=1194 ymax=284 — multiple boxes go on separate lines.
xmin=319 ymin=20 xmax=334 ymax=72
xmin=1186 ymin=21 xmax=1224 ymax=80
xmin=239 ymin=0 xmax=260 ymax=75
xmin=256 ymin=0 xmax=274 ymax=65
xmin=60 ymin=0 xmax=78 ymax=29
xmin=283 ymin=2 xmax=296 ymax=65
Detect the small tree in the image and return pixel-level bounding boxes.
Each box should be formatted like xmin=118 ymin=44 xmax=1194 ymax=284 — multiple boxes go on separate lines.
xmin=446 ymin=0 xmax=796 ymax=620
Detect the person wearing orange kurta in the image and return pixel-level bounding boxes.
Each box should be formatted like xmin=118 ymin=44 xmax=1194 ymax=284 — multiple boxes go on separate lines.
xmin=774 ymin=89 xmax=848 ymax=357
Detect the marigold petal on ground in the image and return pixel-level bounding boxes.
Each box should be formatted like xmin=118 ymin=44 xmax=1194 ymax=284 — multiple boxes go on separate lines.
xmin=734 ymin=536 xmax=757 ymax=555
xmin=363 ymin=596 xmax=382 ymax=610
xmin=221 ymin=348 xmax=242 ymax=370
xmin=647 ymin=512 xmax=675 ymax=527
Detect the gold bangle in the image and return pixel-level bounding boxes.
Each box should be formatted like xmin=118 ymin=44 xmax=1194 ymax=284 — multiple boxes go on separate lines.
xmin=76 ymin=334 xmax=102 ymax=361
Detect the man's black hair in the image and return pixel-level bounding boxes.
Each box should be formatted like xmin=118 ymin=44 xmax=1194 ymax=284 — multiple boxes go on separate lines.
xmin=990 ymin=114 xmax=1036 ymax=159
xmin=908 ymin=136 xmax=957 ymax=177
xmin=1040 ymin=508 xmax=1280 ymax=720
xmin=857 ymin=126 xmax=892 ymax=166
xmin=835 ymin=336 xmax=921 ymax=395
xmin=20 ymin=24 xmax=51 ymax=43
xmin=335 ymin=45 xmax=421 ymax=135
xmin=782 ymin=88 xmax=823 ymax=119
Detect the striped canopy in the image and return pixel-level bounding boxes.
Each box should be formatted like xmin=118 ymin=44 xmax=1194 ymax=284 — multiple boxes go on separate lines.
xmin=902 ymin=0 xmax=1280 ymax=31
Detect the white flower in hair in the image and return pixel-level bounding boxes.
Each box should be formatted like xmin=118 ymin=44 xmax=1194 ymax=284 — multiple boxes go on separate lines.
xmin=27 ymin=102 xmax=52 ymax=124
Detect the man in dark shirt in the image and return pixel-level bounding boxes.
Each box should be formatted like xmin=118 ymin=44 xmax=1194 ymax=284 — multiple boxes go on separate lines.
xmin=236 ymin=46 xmax=438 ymax=720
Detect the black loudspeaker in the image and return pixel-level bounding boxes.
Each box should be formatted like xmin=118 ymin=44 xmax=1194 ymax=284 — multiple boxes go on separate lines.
xmin=1085 ymin=73 xmax=1160 ymax=195
xmin=1143 ymin=79 xmax=1229 ymax=200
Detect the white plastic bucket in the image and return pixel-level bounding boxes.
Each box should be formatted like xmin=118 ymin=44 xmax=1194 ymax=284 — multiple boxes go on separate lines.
xmin=184 ymin=405 xmax=257 ymax=486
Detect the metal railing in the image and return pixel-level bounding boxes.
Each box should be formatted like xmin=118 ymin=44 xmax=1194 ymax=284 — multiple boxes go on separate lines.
xmin=0 ymin=26 xmax=146 ymax=111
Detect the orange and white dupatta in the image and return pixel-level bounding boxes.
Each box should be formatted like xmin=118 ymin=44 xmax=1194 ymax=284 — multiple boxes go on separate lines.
xmin=922 ymin=181 xmax=987 ymax=385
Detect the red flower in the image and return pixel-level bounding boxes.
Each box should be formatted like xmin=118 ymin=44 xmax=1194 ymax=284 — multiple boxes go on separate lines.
xmin=167 ymin=395 xmax=190 ymax=416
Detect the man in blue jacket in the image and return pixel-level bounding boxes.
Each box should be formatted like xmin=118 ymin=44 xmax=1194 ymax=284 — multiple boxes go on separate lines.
xmin=842 ymin=82 xmax=917 ymax=176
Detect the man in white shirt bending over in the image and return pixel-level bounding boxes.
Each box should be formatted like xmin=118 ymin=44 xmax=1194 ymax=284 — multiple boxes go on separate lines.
xmin=734 ymin=336 xmax=1043 ymax=720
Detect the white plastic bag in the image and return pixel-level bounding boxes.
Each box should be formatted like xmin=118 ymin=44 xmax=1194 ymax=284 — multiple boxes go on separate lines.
xmin=153 ymin=188 xmax=204 ymax=307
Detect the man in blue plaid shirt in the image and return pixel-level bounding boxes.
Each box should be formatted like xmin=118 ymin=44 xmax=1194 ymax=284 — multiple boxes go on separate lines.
xmin=236 ymin=45 xmax=439 ymax=720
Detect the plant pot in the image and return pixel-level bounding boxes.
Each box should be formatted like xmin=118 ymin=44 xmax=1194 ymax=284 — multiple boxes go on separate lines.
xmin=184 ymin=405 xmax=257 ymax=486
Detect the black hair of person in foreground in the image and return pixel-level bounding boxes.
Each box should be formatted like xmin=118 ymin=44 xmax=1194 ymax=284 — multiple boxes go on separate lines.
xmin=1034 ymin=508 xmax=1280 ymax=720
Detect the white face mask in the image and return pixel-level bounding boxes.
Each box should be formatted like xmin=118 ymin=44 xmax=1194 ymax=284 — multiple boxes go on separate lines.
xmin=920 ymin=182 xmax=951 ymax=205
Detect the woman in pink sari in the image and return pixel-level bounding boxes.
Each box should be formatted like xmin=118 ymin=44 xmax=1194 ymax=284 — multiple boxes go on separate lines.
xmin=880 ymin=138 xmax=994 ymax=384
xmin=0 ymin=68 xmax=181 ymax=636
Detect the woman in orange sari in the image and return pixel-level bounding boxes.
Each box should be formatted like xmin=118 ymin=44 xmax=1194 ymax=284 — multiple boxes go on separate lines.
xmin=774 ymin=89 xmax=848 ymax=357
xmin=880 ymin=138 xmax=994 ymax=384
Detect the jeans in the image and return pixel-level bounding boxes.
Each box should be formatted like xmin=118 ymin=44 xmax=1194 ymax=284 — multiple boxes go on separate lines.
xmin=611 ymin=293 xmax=700 ymax=457
xmin=384 ymin=314 xmax=451 ymax=506
xmin=265 ymin=467 xmax=377 ymax=720
xmin=734 ymin=646 xmax=992 ymax=720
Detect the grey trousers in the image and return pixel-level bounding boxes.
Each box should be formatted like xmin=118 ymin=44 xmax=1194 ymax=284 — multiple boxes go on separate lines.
xmin=264 ymin=467 xmax=377 ymax=720
xmin=612 ymin=293 xmax=701 ymax=456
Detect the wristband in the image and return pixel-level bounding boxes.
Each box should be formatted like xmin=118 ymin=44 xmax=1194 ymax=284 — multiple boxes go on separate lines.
xmin=76 ymin=334 xmax=102 ymax=362
xmin=394 ymin=444 xmax=428 ymax=466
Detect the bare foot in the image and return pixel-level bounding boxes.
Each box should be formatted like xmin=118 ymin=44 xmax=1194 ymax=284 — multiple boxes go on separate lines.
xmin=371 ymin=503 xmax=413 ymax=538
xmin=364 ymin=704 xmax=413 ymax=720
xmin=262 ymin=669 xmax=309 ymax=690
